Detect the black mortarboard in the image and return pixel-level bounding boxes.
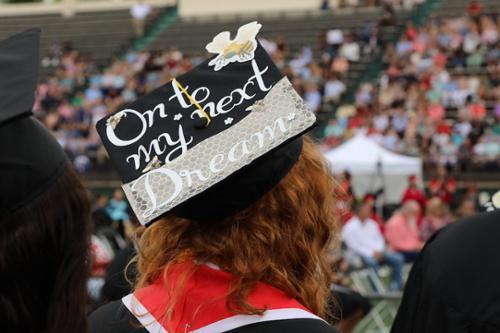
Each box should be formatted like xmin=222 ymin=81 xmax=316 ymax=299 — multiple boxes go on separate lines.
xmin=0 ymin=29 xmax=68 ymax=219
xmin=96 ymin=22 xmax=316 ymax=226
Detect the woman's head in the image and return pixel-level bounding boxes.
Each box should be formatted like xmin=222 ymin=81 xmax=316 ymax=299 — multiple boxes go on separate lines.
xmin=426 ymin=197 xmax=445 ymax=217
xmin=113 ymin=189 xmax=124 ymax=201
xmin=136 ymin=137 xmax=338 ymax=316
xmin=0 ymin=165 xmax=91 ymax=333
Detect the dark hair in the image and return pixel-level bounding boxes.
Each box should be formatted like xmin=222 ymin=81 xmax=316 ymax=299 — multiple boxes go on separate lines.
xmin=0 ymin=165 xmax=91 ymax=333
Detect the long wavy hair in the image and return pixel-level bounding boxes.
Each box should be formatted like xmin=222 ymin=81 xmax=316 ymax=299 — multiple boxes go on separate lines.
xmin=135 ymin=137 xmax=338 ymax=319
xmin=0 ymin=165 xmax=91 ymax=333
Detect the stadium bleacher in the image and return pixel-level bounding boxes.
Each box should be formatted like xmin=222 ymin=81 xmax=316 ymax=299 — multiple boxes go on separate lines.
xmin=320 ymin=0 xmax=499 ymax=188
xmin=433 ymin=0 xmax=500 ymax=16
xmin=0 ymin=9 xmax=162 ymax=64
xmin=149 ymin=7 xmax=410 ymax=93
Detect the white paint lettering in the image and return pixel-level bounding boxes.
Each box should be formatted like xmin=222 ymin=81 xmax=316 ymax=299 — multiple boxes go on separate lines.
xmin=208 ymin=153 xmax=227 ymax=173
xmin=107 ymin=109 xmax=147 ymax=147
xmin=228 ymin=140 xmax=251 ymax=162
xmin=135 ymin=168 xmax=183 ymax=218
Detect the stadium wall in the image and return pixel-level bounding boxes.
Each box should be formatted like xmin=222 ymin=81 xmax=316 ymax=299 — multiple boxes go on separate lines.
xmin=0 ymin=0 xmax=175 ymax=16
xmin=178 ymin=0 xmax=321 ymax=17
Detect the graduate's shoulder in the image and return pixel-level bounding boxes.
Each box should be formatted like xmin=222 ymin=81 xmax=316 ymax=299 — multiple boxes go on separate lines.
xmin=226 ymin=318 xmax=339 ymax=333
xmin=425 ymin=210 xmax=500 ymax=263
xmin=89 ymin=301 xmax=338 ymax=333
xmin=420 ymin=210 xmax=500 ymax=327
xmin=89 ymin=300 xmax=146 ymax=333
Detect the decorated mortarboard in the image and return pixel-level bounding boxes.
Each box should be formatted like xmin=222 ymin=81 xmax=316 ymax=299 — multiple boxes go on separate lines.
xmin=96 ymin=22 xmax=316 ymax=226
xmin=0 ymin=29 xmax=68 ymax=219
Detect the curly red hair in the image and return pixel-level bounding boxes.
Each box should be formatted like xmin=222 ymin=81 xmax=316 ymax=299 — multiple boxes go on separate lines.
xmin=135 ymin=137 xmax=338 ymax=320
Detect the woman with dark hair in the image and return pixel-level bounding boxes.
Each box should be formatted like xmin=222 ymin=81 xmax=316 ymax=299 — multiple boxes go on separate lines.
xmin=0 ymin=29 xmax=91 ymax=333
xmin=90 ymin=22 xmax=340 ymax=333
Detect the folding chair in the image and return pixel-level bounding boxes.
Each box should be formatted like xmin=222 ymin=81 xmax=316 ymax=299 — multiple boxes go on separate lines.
xmin=342 ymin=250 xmax=403 ymax=333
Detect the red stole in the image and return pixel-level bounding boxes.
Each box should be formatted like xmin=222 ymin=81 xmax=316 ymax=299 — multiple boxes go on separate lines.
xmin=121 ymin=262 xmax=324 ymax=333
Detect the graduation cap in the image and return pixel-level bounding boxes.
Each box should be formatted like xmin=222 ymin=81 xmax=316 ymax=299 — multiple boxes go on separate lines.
xmin=97 ymin=22 xmax=316 ymax=226
xmin=0 ymin=29 xmax=68 ymax=219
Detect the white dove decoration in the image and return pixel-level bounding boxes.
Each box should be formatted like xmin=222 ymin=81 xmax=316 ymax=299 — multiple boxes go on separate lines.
xmin=205 ymin=21 xmax=262 ymax=71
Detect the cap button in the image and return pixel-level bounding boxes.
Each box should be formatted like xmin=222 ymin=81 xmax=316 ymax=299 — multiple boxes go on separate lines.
xmin=194 ymin=117 xmax=209 ymax=129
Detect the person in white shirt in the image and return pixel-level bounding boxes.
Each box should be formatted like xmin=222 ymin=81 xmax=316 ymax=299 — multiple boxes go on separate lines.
xmin=326 ymin=29 xmax=344 ymax=47
xmin=339 ymin=36 xmax=360 ymax=62
xmin=324 ymin=74 xmax=346 ymax=103
xmin=342 ymin=202 xmax=404 ymax=291
xmin=130 ymin=0 xmax=151 ymax=37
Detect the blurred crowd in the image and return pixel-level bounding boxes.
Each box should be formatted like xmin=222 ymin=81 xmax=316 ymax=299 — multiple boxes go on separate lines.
xmin=334 ymin=164 xmax=493 ymax=292
xmin=323 ymin=8 xmax=500 ymax=172
xmin=86 ymin=170 xmax=491 ymax=320
xmin=88 ymin=189 xmax=137 ymax=306
xmin=35 ymin=42 xmax=201 ymax=172
xmin=33 ymin=2 xmax=499 ymax=175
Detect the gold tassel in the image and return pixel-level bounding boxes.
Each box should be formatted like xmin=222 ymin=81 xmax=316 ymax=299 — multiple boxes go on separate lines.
xmin=173 ymin=78 xmax=211 ymax=127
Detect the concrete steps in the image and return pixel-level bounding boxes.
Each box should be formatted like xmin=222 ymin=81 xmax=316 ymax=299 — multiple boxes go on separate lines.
xmin=0 ymin=9 xmax=161 ymax=63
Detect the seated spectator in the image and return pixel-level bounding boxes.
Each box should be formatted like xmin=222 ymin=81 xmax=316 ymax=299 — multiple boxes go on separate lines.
xmin=363 ymin=193 xmax=385 ymax=233
xmin=324 ymin=73 xmax=347 ymax=103
xmin=466 ymin=0 xmax=482 ymax=19
xmin=401 ymin=174 xmax=427 ymax=210
xmin=380 ymin=2 xmax=396 ymax=26
xmin=326 ymin=28 xmax=344 ymax=49
xmin=342 ymin=202 xmax=404 ymax=291
xmin=456 ymin=198 xmax=478 ymax=219
xmin=428 ymin=167 xmax=456 ymax=205
xmin=304 ymin=81 xmax=322 ymax=113
xmin=106 ymin=189 xmax=130 ymax=239
xmin=88 ymin=234 xmax=114 ymax=303
xmin=92 ymin=194 xmax=112 ymax=230
xmin=339 ymin=34 xmax=360 ymax=62
xmin=385 ymin=200 xmax=423 ymax=262
xmin=331 ymin=56 xmax=350 ymax=74
xmin=420 ymin=197 xmax=452 ymax=242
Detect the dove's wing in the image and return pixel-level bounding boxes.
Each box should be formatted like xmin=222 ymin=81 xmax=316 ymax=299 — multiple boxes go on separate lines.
xmin=234 ymin=21 xmax=262 ymax=43
xmin=206 ymin=31 xmax=231 ymax=54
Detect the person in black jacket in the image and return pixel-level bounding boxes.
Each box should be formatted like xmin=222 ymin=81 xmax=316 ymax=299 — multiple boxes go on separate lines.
xmin=391 ymin=209 xmax=500 ymax=333
xmin=0 ymin=29 xmax=91 ymax=333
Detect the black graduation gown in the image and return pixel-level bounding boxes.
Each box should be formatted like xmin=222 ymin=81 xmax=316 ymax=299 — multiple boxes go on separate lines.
xmin=391 ymin=210 xmax=500 ymax=333
xmin=89 ymin=300 xmax=339 ymax=333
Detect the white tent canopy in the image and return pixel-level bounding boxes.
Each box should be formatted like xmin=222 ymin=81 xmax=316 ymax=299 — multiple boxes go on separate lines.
xmin=324 ymin=134 xmax=423 ymax=204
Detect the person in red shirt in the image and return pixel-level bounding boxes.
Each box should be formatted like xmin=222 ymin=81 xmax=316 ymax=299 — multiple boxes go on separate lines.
xmin=385 ymin=200 xmax=424 ymax=262
xmin=341 ymin=193 xmax=385 ymax=232
xmin=404 ymin=21 xmax=417 ymax=41
xmin=468 ymin=102 xmax=487 ymax=121
xmin=467 ymin=0 xmax=483 ymax=19
xmin=429 ymin=173 xmax=456 ymax=206
xmin=401 ymin=175 xmax=427 ymax=210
